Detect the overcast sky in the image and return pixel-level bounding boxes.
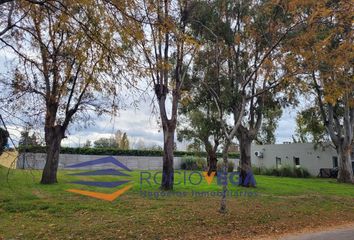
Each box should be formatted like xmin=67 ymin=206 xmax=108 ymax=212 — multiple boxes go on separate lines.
xmin=59 ymin=101 xmax=298 ymax=150
xmin=2 ymin=90 xmax=298 ymax=150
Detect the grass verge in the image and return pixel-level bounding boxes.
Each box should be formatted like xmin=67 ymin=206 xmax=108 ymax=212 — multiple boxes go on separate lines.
xmin=0 ymin=166 xmax=353 ymax=239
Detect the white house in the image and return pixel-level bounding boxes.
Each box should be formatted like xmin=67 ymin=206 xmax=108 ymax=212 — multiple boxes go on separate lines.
xmin=251 ymin=143 xmax=354 ymax=176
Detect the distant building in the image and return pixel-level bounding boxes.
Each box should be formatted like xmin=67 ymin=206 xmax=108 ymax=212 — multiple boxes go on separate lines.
xmin=251 ymin=143 xmax=354 ymax=176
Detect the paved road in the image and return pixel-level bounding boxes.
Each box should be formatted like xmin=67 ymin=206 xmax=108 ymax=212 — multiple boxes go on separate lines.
xmin=281 ymin=226 xmax=354 ymax=240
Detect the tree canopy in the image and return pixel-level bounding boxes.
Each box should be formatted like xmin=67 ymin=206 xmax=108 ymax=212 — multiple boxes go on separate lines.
xmin=0 ymin=0 xmax=135 ymax=183
xmin=285 ymin=0 xmax=354 ymax=182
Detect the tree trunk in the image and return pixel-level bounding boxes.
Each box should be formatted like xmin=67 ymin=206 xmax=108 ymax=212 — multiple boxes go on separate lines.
xmin=207 ymin=149 xmax=218 ymax=176
xmin=40 ymin=126 xmax=64 ymax=184
xmin=160 ymin=127 xmax=175 ymax=190
xmin=239 ymin=133 xmax=256 ymax=187
xmin=337 ymin=144 xmax=353 ymax=183
xmin=219 ymin=140 xmax=230 ymax=213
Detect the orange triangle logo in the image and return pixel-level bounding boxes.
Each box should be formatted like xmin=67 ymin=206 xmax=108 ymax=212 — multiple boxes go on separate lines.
xmin=202 ymin=172 xmax=216 ymax=185
xmin=67 ymin=184 xmax=133 ymax=201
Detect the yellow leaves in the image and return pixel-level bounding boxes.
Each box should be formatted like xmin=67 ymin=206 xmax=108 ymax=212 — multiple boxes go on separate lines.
xmin=134 ymin=28 xmax=145 ymax=42
xmin=180 ymin=91 xmax=193 ymax=107
xmin=183 ymin=34 xmax=199 ymax=48
xmin=234 ymin=34 xmax=241 ymax=44
xmin=181 ymin=97 xmax=191 ymax=107
xmin=324 ymin=95 xmax=338 ymax=106
xmin=322 ymin=77 xmax=353 ymax=105
xmin=286 ymin=0 xmax=353 ymax=105
xmin=263 ymin=58 xmax=273 ymax=69
xmin=349 ymin=97 xmax=354 ymax=108
xmin=259 ymin=57 xmax=275 ymax=77
xmin=287 ymin=0 xmax=305 ymax=12
xmin=156 ymin=60 xmax=172 ymax=72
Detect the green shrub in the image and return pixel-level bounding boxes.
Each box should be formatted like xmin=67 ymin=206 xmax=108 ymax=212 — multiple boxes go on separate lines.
xmin=180 ymin=156 xmax=207 ymax=171
xmin=196 ymin=157 xmax=207 ymax=170
xmin=217 ymin=160 xmax=234 ymax=172
xmin=280 ymin=166 xmax=294 ymax=177
xmin=19 ymin=146 xmax=240 ymax=158
xmin=252 ymin=166 xmax=262 ymax=175
xmin=270 ymin=168 xmax=281 ymax=176
xmin=293 ymin=167 xmax=311 ymax=178
xmin=254 ymin=165 xmax=311 ymax=178
xmin=0 ymin=128 xmax=9 ymax=156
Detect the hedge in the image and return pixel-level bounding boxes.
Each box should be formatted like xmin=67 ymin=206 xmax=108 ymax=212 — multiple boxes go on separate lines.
xmin=252 ymin=165 xmax=311 ymax=178
xmin=19 ymin=146 xmax=240 ymax=158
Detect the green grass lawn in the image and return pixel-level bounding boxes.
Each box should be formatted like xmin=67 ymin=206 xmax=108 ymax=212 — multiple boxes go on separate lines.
xmin=0 ymin=166 xmax=354 ymax=239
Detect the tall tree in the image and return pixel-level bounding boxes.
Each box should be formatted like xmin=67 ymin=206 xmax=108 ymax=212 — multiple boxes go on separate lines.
xmin=1 ymin=1 xmax=127 ymax=184
xmin=114 ymin=130 xmax=130 ymax=149
xmin=115 ymin=130 xmax=122 ymax=147
xmin=293 ymin=107 xmax=328 ymax=144
xmin=135 ymin=138 xmax=146 ymax=150
xmin=94 ymin=137 xmax=118 ymax=148
xmin=126 ymin=0 xmax=198 ymax=190
xmin=18 ymin=130 xmax=40 ymax=147
xmin=178 ymin=109 xmax=223 ymax=175
xmin=83 ymin=140 xmax=91 ymax=148
xmin=190 ymin=0 xmax=303 ymax=211
xmin=120 ymin=133 xmax=129 ymax=150
xmin=257 ymin=97 xmax=283 ymax=145
xmin=177 ymin=41 xmax=224 ymax=176
xmin=287 ymin=0 xmax=354 ymax=183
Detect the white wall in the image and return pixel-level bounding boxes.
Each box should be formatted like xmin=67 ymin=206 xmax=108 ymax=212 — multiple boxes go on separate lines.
xmin=17 ymin=153 xmax=183 ymax=170
xmin=17 ymin=153 xmax=238 ymax=171
xmin=251 ymin=143 xmax=338 ymax=176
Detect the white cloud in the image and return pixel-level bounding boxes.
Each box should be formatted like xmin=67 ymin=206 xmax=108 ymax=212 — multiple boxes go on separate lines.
xmin=275 ymin=108 xmax=297 ymax=143
xmin=61 ymin=97 xmax=166 ymax=148
xmin=4 ymin=96 xmax=298 ymax=150
xmin=61 ymin=104 xmax=298 ymax=149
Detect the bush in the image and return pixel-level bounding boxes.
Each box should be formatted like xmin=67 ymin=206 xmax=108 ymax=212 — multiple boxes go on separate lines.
xmin=180 ymin=156 xmax=207 ymax=171
xmin=254 ymin=165 xmax=311 ymax=178
xmin=217 ymin=160 xmax=234 ymax=172
xmin=293 ymin=167 xmax=311 ymax=178
xmin=252 ymin=166 xmax=262 ymax=175
xmin=0 ymin=128 xmax=9 ymax=156
xmin=279 ymin=166 xmax=294 ymax=177
xmin=269 ymin=168 xmax=281 ymax=176
xmin=19 ymin=146 xmax=240 ymax=158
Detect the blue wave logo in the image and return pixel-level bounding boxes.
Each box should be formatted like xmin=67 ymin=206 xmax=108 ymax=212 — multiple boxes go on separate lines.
xmin=65 ymin=156 xmax=134 ymax=201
